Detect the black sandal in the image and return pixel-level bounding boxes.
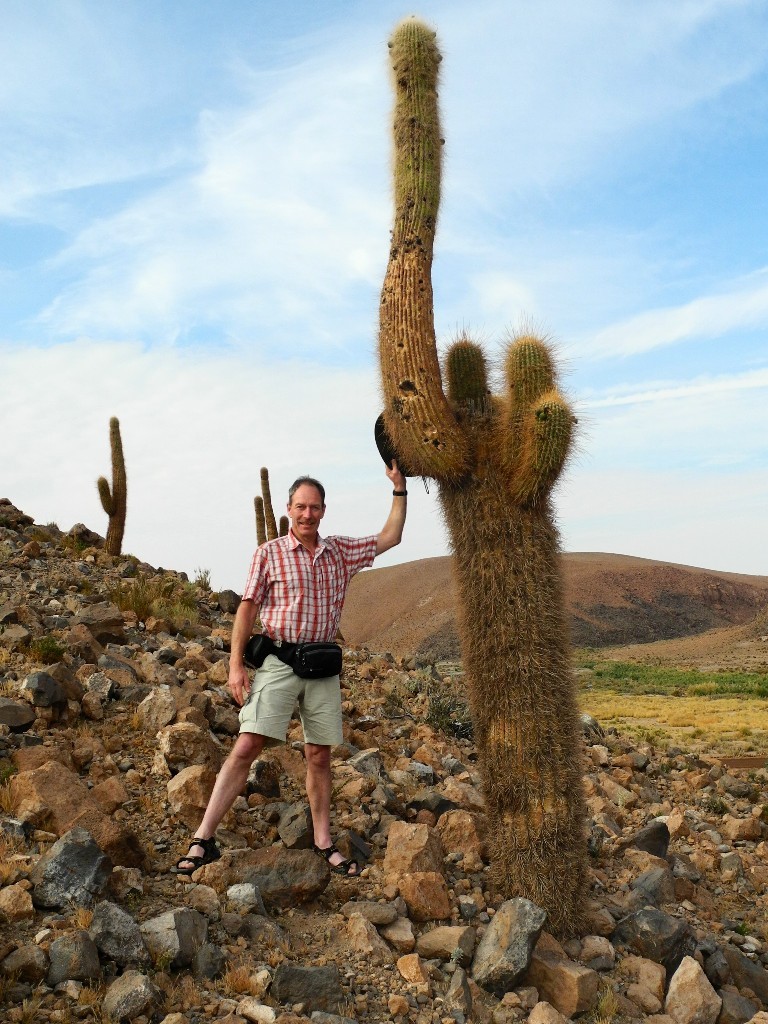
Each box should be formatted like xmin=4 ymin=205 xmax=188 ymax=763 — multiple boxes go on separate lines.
xmin=313 ymin=842 xmax=362 ymax=877
xmin=173 ymin=836 xmax=221 ymax=876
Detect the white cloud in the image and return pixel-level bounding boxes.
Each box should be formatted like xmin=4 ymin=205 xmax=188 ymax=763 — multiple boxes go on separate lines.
xmin=583 ymin=269 xmax=768 ymax=358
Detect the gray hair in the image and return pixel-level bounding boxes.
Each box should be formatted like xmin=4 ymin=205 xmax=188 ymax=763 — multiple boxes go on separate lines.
xmin=288 ymin=476 xmax=326 ymax=506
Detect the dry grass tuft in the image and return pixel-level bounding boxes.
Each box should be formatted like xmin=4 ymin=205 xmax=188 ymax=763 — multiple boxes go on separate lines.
xmin=220 ymin=962 xmax=265 ymax=997
xmin=69 ymin=906 xmax=94 ymax=929
xmin=0 ymin=781 xmax=17 ymax=814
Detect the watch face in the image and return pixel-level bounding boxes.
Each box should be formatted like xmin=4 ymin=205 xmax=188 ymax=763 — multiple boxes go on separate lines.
xmin=374 ymin=413 xmax=414 ymax=478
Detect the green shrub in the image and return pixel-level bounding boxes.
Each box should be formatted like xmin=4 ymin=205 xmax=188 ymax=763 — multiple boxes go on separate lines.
xmin=30 ymin=636 xmax=65 ymax=664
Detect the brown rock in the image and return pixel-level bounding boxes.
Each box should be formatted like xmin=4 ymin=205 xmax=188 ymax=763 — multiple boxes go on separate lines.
xmin=528 ymin=1002 xmax=570 ymax=1024
xmin=398 ymin=871 xmax=451 ymax=922
xmin=65 ymin=624 xmax=104 ymax=663
xmin=383 ymin=821 xmax=444 ymax=879
xmin=722 ymin=816 xmax=762 ymax=842
xmin=67 ymin=807 xmax=147 ymax=869
xmin=440 ymin=777 xmax=485 ymax=812
xmin=72 ymin=603 xmax=125 ymax=643
xmin=158 ymin=721 xmax=225 ymax=774
xmin=11 ymin=760 xmax=94 ymax=830
xmin=90 ymin=776 xmax=129 ymax=814
xmin=380 ymin=917 xmax=416 ymax=953
xmin=620 ymin=954 xmax=667 ymax=1001
xmin=415 ymin=925 xmax=475 ymax=962
xmin=397 ymin=952 xmax=430 ymax=985
xmin=167 ymin=764 xmax=218 ymax=829
xmin=526 ymin=951 xmax=600 ymax=1017
xmin=0 ymin=882 xmax=35 ymax=921
xmin=347 ymin=913 xmax=394 ymax=963
xmin=436 ymin=809 xmax=488 ymax=861
xmin=665 ymin=956 xmax=721 ymax=1024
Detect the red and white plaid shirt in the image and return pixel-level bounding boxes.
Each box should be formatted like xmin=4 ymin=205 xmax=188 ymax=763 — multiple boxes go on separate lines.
xmin=242 ymin=530 xmax=378 ymax=643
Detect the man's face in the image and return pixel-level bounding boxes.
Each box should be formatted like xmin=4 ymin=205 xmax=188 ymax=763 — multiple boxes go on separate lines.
xmin=288 ymin=484 xmax=325 ymax=543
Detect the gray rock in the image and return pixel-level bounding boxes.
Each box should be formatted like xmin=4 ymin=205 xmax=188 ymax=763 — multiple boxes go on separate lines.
xmin=310 ymin=1014 xmax=358 ymax=1024
xmin=47 ymin=929 xmax=101 ymax=986
xmin=227 ymin=882 xmax=266 ymax=916
xmin=0 ymin=696 xmax=36 ymax=731
xmin=0 ymin=623 xmax=31 ymax=650
xmin=140 ymin=907 xmax=207 ymax=969
xmin=22 ymin=670 xmax=66 ymax=707
xmin=84 ymin=672 xmax=116 ymax=700
xmin=408 ymin=761 xmax=435 ymax=784
xmin=722 ymin=944 xmax=768 ymax=1003
xmin=272 ymin=963 xmax=344 ymax=1014
xmin=72 ymin=603 xmax=124 ymax=643
xmin=0 ymin=943 xmax=49 ymax=982
xmin=242 ymin=847 xmax=330 ymax=908
xmin=67 ymin=523 xmax=103 ymax=548
xmin=277 ymin=801 xmax=312 ymax=849
xmin=0 ymin=816 xmax=32 ymax=842
xmin=102 ymin=970 xmax=161 ymax=1023
xmin=348 ymin=748 xmax=387 ymax=780
xmin=717 ymin=988 xmax=759 ymax=1024
xmin=581 ymin=713 xmax=605 ymax=743
xmin=192 ymin=941 xmax=227 ymax=980
xmin=630 ymin=865 xmax=676 ymax=906
xmin=445 ymin=966 xmax=473 ymax=1014
xmin=89 ymin=900 xmax=150 ymax=967
xmin=217 ymin=589 xmax=241 ymax=614
xmin=242 ymin=914 xmax=289 ymax=948
xmin=31 ymin=827 xmax=112 ymax=909
xmin=613 ymin=907 xmax=695 ymax=975
xmin=247 ymin=758 xmax=281 ymax=798
xmin=629 ymin=820 xmax=671 ymax=858
xmin=470 ymin=897 xmax=547 ymax=995
xmin=340 ymin=900 xmax=398 ymax=925
xmin=718 ymin=774 xmax=753 ymax=799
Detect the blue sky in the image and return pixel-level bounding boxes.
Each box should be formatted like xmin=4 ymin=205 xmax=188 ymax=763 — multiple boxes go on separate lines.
xmin=2 ymin=0 xmax=767 ymax=589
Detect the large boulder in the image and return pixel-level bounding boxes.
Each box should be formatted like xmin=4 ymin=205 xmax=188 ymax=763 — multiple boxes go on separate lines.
xmin=31 ymin=827 xmax=112 ymax=909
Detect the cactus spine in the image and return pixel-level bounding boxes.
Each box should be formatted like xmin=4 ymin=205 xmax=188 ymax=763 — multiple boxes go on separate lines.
xmin=378 ymin=18 xmax=587 ymax=935
xmin=97 ymin=416 xmax=127 ymax=557
xmin=254 ymin=468 xmax=287 ymax=544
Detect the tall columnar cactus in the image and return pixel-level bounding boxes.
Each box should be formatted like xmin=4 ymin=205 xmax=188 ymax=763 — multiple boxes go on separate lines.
xmin=97 ymin=416 xmax=127 ymax=557
xmin=254 ymin=467 xmax=288 ymax=545
xmin=378 ymin=18 xmax=587 ymax=935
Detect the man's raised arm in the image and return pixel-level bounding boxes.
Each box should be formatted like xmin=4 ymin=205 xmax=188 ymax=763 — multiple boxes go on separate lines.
xmin=376 ymin=460 xmax=407 ymax=555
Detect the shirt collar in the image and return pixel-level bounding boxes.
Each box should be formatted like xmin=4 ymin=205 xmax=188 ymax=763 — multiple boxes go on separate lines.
xmin=287 ymin=528 xmax=326 ymax=555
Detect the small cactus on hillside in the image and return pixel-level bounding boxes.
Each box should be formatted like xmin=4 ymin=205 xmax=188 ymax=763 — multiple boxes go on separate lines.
xmin=377 ymin=18 xmax=587 ymax=934
xmin=254 ymin=467 xmax=287 ymax=544
xmin=97 ymin=416 xmax=127 ymax=557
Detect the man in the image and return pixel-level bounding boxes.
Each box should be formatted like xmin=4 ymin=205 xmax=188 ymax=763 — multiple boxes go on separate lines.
xmin=175 ymin=461 xmax=407 ymax=876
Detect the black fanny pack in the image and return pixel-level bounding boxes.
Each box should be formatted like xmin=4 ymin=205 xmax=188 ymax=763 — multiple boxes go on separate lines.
xmin=243 ymin=635 xmax=342 ymax=680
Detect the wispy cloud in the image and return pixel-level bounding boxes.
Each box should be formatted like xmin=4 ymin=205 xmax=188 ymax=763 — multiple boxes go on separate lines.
xmin=583 ymin=269 xmax=768 ymax=358
xmin=583 ymin=366 xmax=768 ymax=407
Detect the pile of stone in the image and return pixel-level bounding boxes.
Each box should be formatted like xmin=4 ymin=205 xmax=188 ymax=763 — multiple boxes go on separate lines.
xmin=0 ymin=498 xmax=767 ymax=1024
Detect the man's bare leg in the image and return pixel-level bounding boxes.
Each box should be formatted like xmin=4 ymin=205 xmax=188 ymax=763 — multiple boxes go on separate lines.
xmin=305 ymin=742 xmax=357 ymax=874
xmin=177 ymin=732 xmax=265 ymax=871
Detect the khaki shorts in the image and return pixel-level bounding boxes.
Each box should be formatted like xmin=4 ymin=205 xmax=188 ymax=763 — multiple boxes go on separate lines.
xmin=238 ymin=654 xmax=343 ymax=747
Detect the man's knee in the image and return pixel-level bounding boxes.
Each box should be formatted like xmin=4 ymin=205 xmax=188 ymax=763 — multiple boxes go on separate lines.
xmin=304 ymin=743 xmax=331 ymax=770
xmin=230 ymin=732 xmax=265 ymax=764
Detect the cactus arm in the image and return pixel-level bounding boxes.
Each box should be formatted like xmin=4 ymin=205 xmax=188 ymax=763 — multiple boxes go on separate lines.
xmin=510 ymin=392 xmax=575 ymax=503
xmin=278 ymin=515 xmax=289 ymax=537
xmin=97 ymin=476 xmax=115 ymax=517
xmin=254 ymin=496 xmax=266 ymax=546
xmin=445 ymin=337 xmax=489 ymax=414
xmin=499 ymin=333 xmax=574 ymax=502
xmin=378 ymin=18 xmax=469 ymax=480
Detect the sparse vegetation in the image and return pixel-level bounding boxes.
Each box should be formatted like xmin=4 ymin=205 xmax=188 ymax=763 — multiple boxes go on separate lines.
xmin=29 ymin=634 xmax=65 ymax=664
xmin=583 ymin=660 xmax=768 ymax=698
xmin=107 ymin=572 xmax=199 ymax=628
xmin=193 ymin=566 xmax=211 ymax=591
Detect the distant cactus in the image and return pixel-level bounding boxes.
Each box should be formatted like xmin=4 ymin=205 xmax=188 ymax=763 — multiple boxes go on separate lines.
xmin=254 ymin=467 xmax=287 ymax=543
xmin=377 ymin=18 xmax=587 ymax=934
xmin=97 ymin=416 xmax=127 ymax=557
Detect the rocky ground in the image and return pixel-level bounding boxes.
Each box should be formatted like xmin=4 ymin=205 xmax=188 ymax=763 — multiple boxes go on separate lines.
xmin=1 ymin=496 xmax=767 ymax=1024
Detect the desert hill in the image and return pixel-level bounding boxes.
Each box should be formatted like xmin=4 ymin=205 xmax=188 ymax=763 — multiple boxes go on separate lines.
xmin=341 ymin=552 xmax=768 ymax=660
